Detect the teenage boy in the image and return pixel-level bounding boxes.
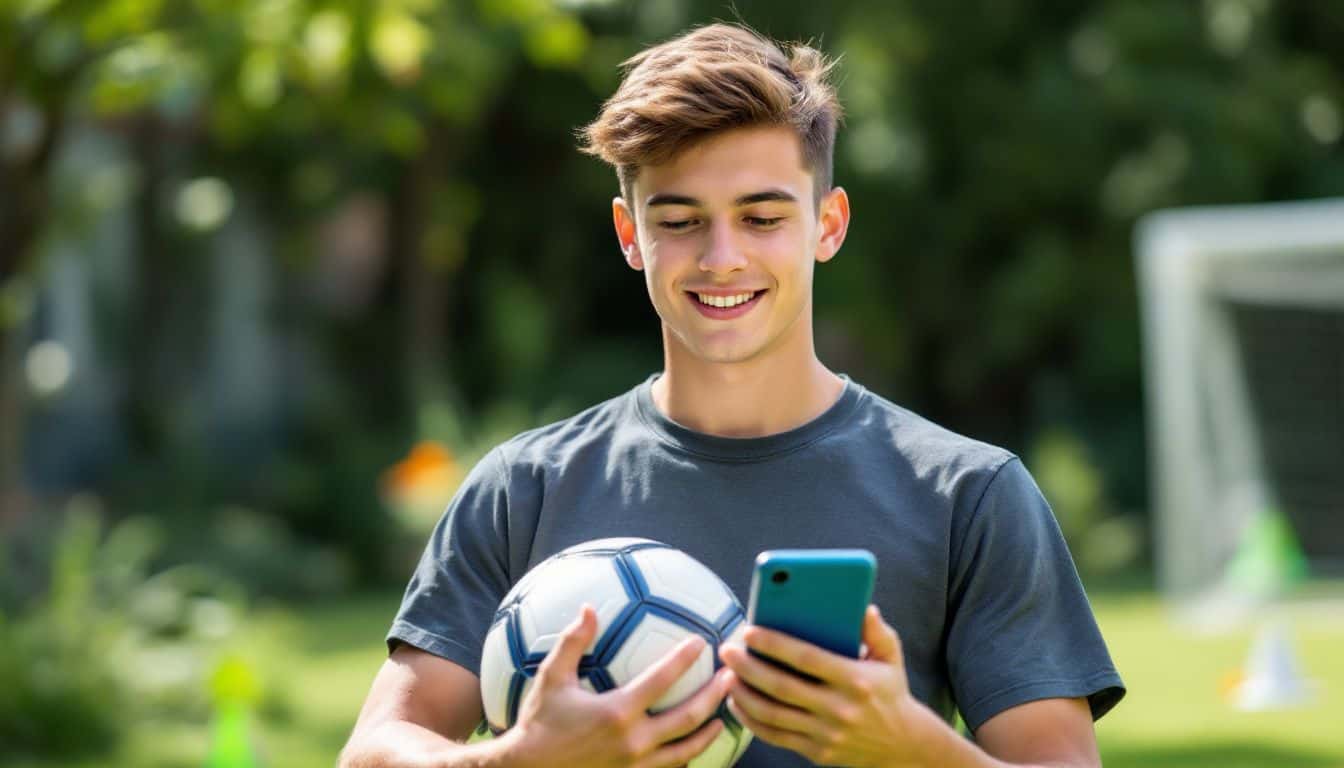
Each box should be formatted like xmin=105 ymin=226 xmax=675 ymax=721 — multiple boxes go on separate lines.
xmin=340 ymin=23 xmax=1124 ymax=768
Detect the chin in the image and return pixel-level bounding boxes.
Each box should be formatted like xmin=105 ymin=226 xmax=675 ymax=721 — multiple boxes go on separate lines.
xmin=691 ymin=344 xmax=769 ymax=365
xmin=666 ymin=322 xmax=774 ymax=365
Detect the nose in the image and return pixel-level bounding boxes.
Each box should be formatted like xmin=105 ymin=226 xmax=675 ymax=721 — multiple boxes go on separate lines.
xmin=698 ymin=218 xmax=748 ymax=274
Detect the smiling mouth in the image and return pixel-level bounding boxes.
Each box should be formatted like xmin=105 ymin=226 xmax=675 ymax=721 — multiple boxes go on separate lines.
xmin=686 ymin=290 xmax=766 ymax=308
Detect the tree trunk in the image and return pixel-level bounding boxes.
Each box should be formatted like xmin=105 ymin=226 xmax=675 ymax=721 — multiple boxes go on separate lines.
xmin=125 ymin=116 xmax=170 ymax=458
xmin=0 ymin=100 xmax=64 ymax=525
xmin=400 ymin=123 xmax=453 ymax=412
xmin=0 ymin=322 xmax=27 ymax=524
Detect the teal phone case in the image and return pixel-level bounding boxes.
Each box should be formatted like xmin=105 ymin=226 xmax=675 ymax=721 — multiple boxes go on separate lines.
xmin=747 ymin=549 xmax=877 ymax=660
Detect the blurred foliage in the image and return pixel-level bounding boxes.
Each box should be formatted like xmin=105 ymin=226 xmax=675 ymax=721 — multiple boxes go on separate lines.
xmin=1032 ymin=428 xmax=1106 ymax=545
xmin=0 ymin=508 xmax=126 ymax=758
xmin=0 ymin=501 xmax=251 ymax=761
xmin=1031 ymin=427 xmax=1144 ymax=576
xmin=1 ymin=0 xmax=1342 ymax=603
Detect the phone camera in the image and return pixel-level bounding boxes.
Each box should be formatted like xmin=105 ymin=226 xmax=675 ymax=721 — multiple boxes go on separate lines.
xmin=771 ymin=570 xmax=789 ymax=584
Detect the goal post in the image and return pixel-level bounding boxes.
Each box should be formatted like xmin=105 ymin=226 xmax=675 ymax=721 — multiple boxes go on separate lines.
xmin=1136 ymin=198 xmax=1344 ymax=616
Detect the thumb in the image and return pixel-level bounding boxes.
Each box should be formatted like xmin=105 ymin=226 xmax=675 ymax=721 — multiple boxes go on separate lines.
xmin=537 ymin=604 xmax=596 ymax=688
xmin=862 ymin=605 xmax=902 ymax=666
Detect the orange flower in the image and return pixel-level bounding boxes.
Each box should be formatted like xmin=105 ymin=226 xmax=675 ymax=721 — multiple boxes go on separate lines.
xmin=382 ymin=440 xmax=463 ymax=508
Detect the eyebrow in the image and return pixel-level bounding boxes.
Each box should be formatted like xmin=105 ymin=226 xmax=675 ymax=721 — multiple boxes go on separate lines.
xmin=645 ymin=189 xmax=799 ymax=207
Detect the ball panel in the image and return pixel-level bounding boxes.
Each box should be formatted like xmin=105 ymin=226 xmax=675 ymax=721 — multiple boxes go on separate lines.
xmin=516 ymin=556 xmax=633 ymax=657
xmin=479 ymin=620 xmax=517 ymax=729
xmin=728 ymin=725 xmax=754 ymax=764
xmin=689 ymin=722 xmax=752 ymax=768
xmin=606 ymin=612 xmax=714 ymax=712
xmin=721 ymin=698 xmax=754 ymax=763
xmin=629 ymin=547 xmax=739 ymax=627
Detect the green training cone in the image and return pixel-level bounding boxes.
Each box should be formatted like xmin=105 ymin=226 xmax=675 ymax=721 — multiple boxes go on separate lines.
xmin=206 ymin=656 xmax=262 ymax=768
xmin=1223 ymin=507 xmax=1309 ymax=599
xmin=207 ymin=702 xmax=260 ymax=768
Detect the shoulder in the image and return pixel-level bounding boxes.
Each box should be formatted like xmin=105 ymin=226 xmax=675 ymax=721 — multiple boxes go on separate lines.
xmin=851 ymin=384 xmax=1018 ymax=495
xmin=443 ymin=388 xmax=637 ymax=526
xmin=491 ymin=385 xmax=637 ymax=471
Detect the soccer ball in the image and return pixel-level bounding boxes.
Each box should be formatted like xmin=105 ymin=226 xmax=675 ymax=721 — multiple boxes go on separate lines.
xmin=479 ymin=537 xmax=752 ymax=766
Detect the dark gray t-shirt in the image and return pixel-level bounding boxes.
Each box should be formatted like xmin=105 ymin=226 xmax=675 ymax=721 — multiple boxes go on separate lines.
xmin=388 ymin=374 xmax=1124 ymax=766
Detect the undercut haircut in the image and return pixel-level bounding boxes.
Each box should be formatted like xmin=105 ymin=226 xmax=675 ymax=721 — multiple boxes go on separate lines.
xmin=579 ymin=23 xmax=843 ymax=206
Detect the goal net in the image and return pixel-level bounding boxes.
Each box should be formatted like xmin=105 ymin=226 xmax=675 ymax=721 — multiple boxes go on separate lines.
xmin=1136 ymin=198 xmax=1344 ymax=619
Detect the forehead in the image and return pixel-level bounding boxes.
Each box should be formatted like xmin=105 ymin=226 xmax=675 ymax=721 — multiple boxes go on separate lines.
xmin=632 ymin=125 xmax=811 ymax=205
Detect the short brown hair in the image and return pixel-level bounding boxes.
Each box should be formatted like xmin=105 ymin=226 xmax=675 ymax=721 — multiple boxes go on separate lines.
xmin=580 ymin=23 xmax=842 ymax=205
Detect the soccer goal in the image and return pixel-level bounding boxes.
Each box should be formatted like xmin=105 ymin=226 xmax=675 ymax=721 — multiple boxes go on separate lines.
xmin=1136 ymin=198 xmax=1344 ymax=617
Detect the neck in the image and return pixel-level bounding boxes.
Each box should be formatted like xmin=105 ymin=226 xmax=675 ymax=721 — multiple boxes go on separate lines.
xmin=651 ymin=327 xmax=845 ymax=438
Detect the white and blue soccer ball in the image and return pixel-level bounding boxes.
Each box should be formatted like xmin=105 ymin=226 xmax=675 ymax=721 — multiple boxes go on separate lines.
xmin=479 ymin=537 xmax=752 ymax=766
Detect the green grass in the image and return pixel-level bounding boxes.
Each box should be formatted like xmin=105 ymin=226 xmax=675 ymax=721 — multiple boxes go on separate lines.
xmin=1092 ymin=592 xmax=1344 ymax=768
xmin=9 ymin=591 xmax=1344 ymax=767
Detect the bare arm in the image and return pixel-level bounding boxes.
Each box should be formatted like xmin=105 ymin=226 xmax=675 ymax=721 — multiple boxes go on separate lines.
xmin=338 ymin=644 xmax=512 ymax=768
xmin=971 ymin=696 xmax=1101 ymax=768
xmin=880 ymin=695 xmax=1102 ymax=768
xmin=339 ymin=607 xmax=731 ymax=768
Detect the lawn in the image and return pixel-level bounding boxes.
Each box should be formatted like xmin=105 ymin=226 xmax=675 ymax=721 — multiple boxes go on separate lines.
xmin=10 ymin=590 xmax=1344 ymax=767
xmin=1091 ymin=591 xmax=1344 ymax=768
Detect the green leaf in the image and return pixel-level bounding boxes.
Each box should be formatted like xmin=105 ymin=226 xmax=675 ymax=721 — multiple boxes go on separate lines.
xmin=524 ymin=14 xmax=588 ymax=68
xmin=370 ymin=8 xmax=431 ymax=85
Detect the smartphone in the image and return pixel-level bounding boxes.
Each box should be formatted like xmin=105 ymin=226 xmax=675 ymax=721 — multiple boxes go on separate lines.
xmin=746 ymin=549 xmax=877 ymax=670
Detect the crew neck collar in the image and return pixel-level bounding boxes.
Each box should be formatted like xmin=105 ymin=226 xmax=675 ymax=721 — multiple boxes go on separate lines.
xmin=632 ymin=372 xmax=864 ymax=462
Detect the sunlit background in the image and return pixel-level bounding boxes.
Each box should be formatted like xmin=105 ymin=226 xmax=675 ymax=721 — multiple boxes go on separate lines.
xmin=2 ymin=1 xmax=1343 ymax=766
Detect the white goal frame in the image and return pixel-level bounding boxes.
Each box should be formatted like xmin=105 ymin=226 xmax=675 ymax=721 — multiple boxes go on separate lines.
xmin=1136 ymin=197 xmax=1344 ymax=609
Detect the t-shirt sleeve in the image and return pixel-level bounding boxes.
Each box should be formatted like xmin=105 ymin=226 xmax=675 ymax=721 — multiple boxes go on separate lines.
xmin=386 ymin=447 xmax=513 ymax=676
xmin=945 ymin=457 xmax=1125 ymax=732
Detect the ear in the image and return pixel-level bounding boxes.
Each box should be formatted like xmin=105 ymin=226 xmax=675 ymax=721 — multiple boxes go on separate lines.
xmin=612 ymin=198 xmax=643 ymax=270
xmin=814 ymin=187 xmax=850 ymax=264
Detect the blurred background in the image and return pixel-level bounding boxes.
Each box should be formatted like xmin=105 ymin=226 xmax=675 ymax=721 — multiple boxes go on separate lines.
xmin=2 ymin=0 xmax=1342 ymax=766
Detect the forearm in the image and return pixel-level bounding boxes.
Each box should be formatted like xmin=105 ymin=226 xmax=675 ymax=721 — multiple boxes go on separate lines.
xmin=338 ymin=720 xmax=518 ymax=768
xmin=904 ymin=711 xmax=1003 ymax=768
xmin=906 ymin=705 xmax=1093 ymax=768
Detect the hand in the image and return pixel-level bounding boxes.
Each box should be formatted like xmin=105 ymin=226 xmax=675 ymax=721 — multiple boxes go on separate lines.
xmin=502 ymin=605 xmax=733 ymax=768
xmin=718 ymin=605 xmax=943 ymax=767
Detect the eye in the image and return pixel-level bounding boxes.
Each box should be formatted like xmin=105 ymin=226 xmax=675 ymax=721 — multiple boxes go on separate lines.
xmin=659 ymin=219 xmax=699 ymax=231
xmin=746 ymin=216 xmax=784 ymax=228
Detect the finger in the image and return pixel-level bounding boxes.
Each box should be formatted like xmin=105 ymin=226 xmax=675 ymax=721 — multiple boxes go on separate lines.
xmin=720 ymin=641 xmax=845 ymax=712
xmin=862 ymin=605 xmax=902 ymax=665
xmin=537 ymin=604 xmax=596 ymax=688
xmin=647 ymin=668 xmax=732 ymax=742
xmin=644 ymin=718 xmax=723 ymax=768
xmin=725 ymin=673 xmax=817 ymax=734
xmin=740 ymin=626 xmax=856 ymax=689
xmin=622 ymin=634 xmax=708 ymax=710
xmin=726 ymin=695 xmax=818 ymax=758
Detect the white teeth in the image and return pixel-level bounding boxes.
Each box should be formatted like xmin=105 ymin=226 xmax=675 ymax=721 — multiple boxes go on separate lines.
xmin=697 ymin=292 xmax=755 ymax=308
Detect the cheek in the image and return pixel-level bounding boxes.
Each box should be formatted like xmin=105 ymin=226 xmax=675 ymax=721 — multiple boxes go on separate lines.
xmin=644 ymin=240 xmax=691 ymax=278
xmin=638 ymin=248 xmax=677 ymax=303
xmin=763 ymin=237 xmax=813 ymax=281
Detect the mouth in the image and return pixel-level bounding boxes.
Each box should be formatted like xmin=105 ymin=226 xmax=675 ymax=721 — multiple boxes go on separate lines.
xmin=685 ymin=289 xmax=767 ymax=319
